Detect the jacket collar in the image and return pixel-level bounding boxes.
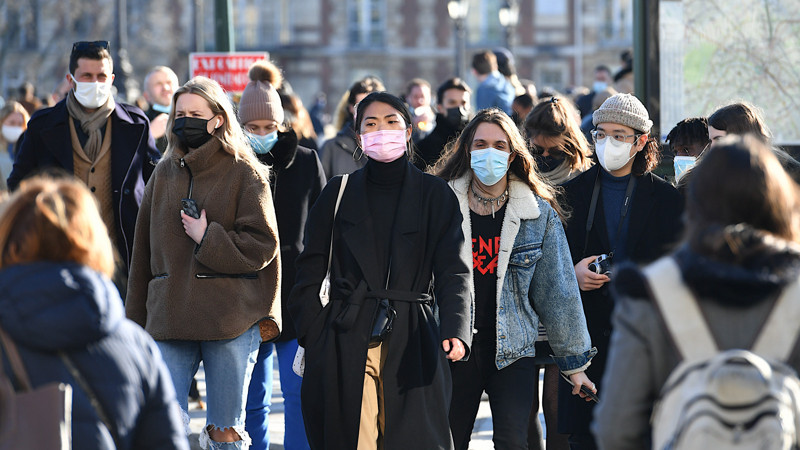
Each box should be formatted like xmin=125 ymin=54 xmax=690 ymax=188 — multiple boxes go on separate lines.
xmin=337 ymin=161 xmax=423 ymax=290
xmin=171 ymin=137 xmax=228 ymax=174
xmin=450 ymin=173 xmax=541 ymax=299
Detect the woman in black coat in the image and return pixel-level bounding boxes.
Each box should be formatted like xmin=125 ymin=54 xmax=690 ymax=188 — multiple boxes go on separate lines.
xmin=289 ymin=92 xmax=473 ymax=449
xmin=559 ymin=94 xmax=684 ymax=449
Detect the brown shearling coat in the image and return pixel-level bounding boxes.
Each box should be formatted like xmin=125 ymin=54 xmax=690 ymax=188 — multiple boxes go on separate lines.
xmin=126 ymin=137 xmax=280 ymax=341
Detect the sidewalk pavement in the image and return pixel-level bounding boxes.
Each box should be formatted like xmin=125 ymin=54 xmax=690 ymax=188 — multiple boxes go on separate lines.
xmin=188 ymin=362 xmax=547 ymax=449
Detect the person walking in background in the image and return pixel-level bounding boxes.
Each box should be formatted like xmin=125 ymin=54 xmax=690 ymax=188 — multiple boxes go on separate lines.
xmin=279 ymin=92 xmax=320 ymax=151
xmin=404 ymin=78 xmax=436 ymax=142
xmin=319 ymin=76 xmax=385 ymax=179
xmin=434 ymin=108 xmax=596 ymax=450
xmin=142 ymin=65 xmax=180 ymax=152
xmin=559 ymin=93 xmax=683 ymax=450
xmin=0 ymin=175 xmax=189 ymax=450
xmin=593 ymin=135 xmax=800 ymax=449
xmin=414 ymin=77 xmax=472 ymax=171
xmin=238 ymin=60 xmax=326 ymax=450
xmin=664 ymin=117 xmax=709 ymax=187
xmin=289 ymin=92 xmax=472 ymax=449
xmin=0 ymin=101 xmax=29 ymax=190
xmin=472 ymin=50 xmax=514 ymax=115
xmin=7 ymin=40 xmax=160 ymax=280
xmin=522 ymin=95 xmax=594 ymax=450
xmin=126 ymin=76 xmax=281 ymax=450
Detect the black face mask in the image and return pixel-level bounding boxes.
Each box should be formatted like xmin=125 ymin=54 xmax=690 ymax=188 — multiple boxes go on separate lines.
xmin=534 ymin=154 xmax=564 ymax=173
xmin=444 ymin=106 xmax=469 ymax=131
xmin=173 ymin=117 xmax=214 ymax=149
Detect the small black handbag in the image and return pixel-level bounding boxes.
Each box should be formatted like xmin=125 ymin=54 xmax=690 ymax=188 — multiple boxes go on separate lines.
xmin=370 ymin=298 xmax=397 ymax=344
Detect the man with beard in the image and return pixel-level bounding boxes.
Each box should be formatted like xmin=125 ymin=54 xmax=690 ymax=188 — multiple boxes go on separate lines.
xmin=414 ymin=78 xmax=471 ymax=171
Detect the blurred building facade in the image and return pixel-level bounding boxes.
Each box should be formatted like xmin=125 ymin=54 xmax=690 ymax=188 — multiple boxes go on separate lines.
xmin=0 ymin=0 xmax=633 ymax=110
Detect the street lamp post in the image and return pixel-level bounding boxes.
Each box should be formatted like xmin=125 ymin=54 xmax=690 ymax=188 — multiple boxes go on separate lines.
xmin=448 ymin=0 xmax=469 ymax=80
xmin=498 ymin=0 xmax=520 ymax=54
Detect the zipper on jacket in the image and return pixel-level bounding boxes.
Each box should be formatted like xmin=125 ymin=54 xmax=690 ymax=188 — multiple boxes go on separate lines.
xmin=195 ymin=273 xmax=258 ymax=279
xmin=180 ymin=157 xmax=185 ymax=168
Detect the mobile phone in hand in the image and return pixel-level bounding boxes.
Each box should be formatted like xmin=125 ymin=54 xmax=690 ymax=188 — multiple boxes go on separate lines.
xmin=181 ymin=198 xmax=200 ymax=219
xmin=561 ymin=372 xmax=599 ymax=403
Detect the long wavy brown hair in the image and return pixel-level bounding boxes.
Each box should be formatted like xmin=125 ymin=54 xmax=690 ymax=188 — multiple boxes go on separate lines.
xmin=433 ymin=108 xmax=568 ymax=221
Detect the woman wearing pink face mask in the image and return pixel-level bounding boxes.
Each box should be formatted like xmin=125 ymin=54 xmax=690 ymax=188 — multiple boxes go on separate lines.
xmin=289 ymin=92 xmax=473 ymax=449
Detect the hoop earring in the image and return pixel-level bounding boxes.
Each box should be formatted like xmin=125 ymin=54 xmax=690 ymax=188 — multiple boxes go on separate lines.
xmin=353 ymin=146 xmax=364 ymax=161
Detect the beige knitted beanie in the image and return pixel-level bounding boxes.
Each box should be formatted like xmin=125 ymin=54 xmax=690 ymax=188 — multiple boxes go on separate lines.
xmin=238 ymin=61 xmax=284 ymax=125
xmin=592 ymin=93 xmax=653 ymax=133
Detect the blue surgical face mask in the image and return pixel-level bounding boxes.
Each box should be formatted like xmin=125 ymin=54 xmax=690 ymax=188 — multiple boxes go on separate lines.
xmin=592 ymin=81 xmax=608 ymax=92
xmin=673 ymin=155 xmax=696 ymax=182
xmin=470 ymin=147 xmax=510 ymax=186
xmin=152 ymin=102 xmax=171 ymax=114
xmin=248 ymin=131 xmax=279 ymax=154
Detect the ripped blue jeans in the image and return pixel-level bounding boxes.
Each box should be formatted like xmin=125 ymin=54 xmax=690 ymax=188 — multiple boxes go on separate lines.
xmin=158 ymin=324 xmax=261 ymax=450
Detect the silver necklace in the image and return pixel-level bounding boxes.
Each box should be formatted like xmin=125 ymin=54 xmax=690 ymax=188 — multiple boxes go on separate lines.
xmin=471 ymin=182 xmax=508 ymax=218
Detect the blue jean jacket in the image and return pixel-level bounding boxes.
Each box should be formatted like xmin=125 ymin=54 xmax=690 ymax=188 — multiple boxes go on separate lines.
xmin=450 ymin=175 xmax=596 ymax=372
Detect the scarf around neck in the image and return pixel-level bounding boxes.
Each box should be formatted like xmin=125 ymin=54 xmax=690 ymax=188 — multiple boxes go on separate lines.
xmin=66 ymin=89 xmax=116 ymax=161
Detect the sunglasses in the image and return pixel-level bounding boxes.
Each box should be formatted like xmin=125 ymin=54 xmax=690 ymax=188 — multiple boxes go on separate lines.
xmin=72 ymin=41 xmax=110 ymax=52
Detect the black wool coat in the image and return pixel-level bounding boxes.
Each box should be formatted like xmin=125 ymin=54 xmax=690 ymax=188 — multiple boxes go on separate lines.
xmin=7 ymin=99 xmax=160 ymax=268
xmin=256 ymin=130 xmax=327 ymax=342
xmin=413 ymin=114 xmax=461 ymax=171
xmin=288 ymin=161 xmax=473 ymax=450
xmin=558 ymin=164 xmax=684 ymax=435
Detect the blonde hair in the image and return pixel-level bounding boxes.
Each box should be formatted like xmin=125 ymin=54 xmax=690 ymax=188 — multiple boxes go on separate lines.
xmin=0 ymin=176 xmax=115 ymax=277
xmin=164 ymin=76 xmax=266 ymax=175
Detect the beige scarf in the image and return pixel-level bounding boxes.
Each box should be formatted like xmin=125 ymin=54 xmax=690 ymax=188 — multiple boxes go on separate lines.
xmin=65 ymin=89 xmax=115 ymax=161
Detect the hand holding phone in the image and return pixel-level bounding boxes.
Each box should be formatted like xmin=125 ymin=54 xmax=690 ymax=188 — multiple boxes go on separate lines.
xmin=561 ymin=372 xmax=599 ymax=403
xmin=181 ymin=198 xmax=200 ymax=219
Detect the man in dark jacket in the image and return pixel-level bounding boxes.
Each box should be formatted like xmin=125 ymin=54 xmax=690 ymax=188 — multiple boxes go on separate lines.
xmin=7 ymin=40 xmax=160 ymax=271
xmin=142 ymin=65 xmax=179 ymax=152
xmin=414 ymin=77 xmax=471 ymax=171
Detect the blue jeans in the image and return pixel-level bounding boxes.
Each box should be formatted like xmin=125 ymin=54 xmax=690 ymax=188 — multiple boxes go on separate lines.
xmin=158 ymin=324 xmax=261 ymax=450
xmin=245 ymin=339 xmax=309 ymax=450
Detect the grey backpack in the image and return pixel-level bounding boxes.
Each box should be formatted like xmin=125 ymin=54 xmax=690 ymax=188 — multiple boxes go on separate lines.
xmin=643 ymin=256 xmax=800 ymax=450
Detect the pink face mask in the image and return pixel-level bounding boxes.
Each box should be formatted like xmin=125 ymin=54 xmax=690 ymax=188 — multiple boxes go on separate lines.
xmin=360 ymin=129 xmax=408 ymax=163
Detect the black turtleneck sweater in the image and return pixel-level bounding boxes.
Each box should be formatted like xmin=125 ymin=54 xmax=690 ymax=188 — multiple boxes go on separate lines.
xmin=365 ymin=156 xmax=407 ymax=285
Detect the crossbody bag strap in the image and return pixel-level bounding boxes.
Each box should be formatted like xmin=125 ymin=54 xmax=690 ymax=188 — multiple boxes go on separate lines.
xmin=60 ymin=353 xmax=121 ymax=449
xmin=319 ymin=174 xmax=349 ymax=308
xmin=752 ymin=276 xmax=800 ymax=360
xmin=642 ymin=256 xmax=718 ymax=361
xmin=0 ymin=324 xmax=33 ymax=391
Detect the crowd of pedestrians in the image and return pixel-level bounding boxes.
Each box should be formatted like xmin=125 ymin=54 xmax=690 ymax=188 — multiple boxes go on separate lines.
xmin=1 ymin=38 xmax=799 ymax=450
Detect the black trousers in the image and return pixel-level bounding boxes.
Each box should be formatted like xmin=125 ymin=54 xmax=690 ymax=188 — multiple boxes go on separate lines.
xmin=449 ymin=332 xmax=538 ymax=450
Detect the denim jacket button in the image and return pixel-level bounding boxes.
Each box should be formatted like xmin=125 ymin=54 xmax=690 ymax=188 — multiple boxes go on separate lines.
xmin=499 ymin=335 xmax=506 ymax=339
xmin=473 ymin=328 xmax=479 ymax=334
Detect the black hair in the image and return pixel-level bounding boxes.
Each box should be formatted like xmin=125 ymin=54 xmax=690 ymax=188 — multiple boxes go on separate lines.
xmin=436 ymin=78 xmax=472 ymax=106
xmin=513 ymin=93 xmax=535 ymax=110
xmin=347 ymin=76 xmax=385 ymax=107
xmin=353 ymin=92 xmax=412 ymax=135
xmin=69 ymin=43 xmax=113 ymax=75
xmin=665 ymin=117 xmax=709 ymax=148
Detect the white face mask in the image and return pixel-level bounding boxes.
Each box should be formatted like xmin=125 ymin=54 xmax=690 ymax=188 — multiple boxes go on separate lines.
xmin=70 ymin=74 xmax=112 ymax=109
xmin=1 ymin=125 xmax=23 ymax=144
xmin=595 ymin=136 xmax=636 ymax=172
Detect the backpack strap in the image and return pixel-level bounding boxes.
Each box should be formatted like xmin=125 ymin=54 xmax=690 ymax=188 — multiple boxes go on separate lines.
xmin=642 ymin=256 xmax=718 ymax=361
xmin=752 ymin=276 xmax=800 ymax=361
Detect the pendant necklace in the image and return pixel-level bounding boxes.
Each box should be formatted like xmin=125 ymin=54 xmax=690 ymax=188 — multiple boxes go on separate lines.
xmin=471 ymin=182 xmax=508 ymax=218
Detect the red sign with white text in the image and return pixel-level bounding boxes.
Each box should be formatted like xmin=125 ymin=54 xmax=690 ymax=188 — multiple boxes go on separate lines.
xmin=189 ymin=52 xmax=269 ymax=93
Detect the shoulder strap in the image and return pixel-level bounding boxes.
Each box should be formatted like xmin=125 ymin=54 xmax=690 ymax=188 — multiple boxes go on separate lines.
xmin=0 ymin=324 xmax=33 ymax=391
xmin=326 ymin=174 xmax=349 ymax=273
xmin=60 ymin=352 xmax=121 ymax=449
xmin=752 ymin=277 xmax=800 ymax=360
xmin=642 ymin=256 xmax=718 ymax=361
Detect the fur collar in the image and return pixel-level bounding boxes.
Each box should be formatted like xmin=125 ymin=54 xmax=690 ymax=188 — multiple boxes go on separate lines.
xmin=449 ymin=173 xmax=542 ymax=301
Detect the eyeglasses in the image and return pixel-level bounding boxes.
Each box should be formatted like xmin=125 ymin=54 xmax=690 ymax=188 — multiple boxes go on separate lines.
xmin=72 ymin=41 xmax=110 ymax=52
xmin=530 ymin=143 xmax=563 ymax=156
xmin=591 ymin=129 xmax=642 ymax=143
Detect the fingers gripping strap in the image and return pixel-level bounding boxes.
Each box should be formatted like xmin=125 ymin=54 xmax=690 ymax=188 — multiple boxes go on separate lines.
xmin=643 ymin=257 xmax=718 ymax=361
xmin=752 ymin=277 xmax=800 ymax=361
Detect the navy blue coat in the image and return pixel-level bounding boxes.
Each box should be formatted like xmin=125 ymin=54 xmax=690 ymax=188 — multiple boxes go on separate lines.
xmin=0 ymin=262 xmax=188 ymax=450
xmin=6 ymin=100 xmax=160 ymax=267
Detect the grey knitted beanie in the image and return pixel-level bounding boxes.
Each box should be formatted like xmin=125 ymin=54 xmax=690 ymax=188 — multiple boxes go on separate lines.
xmin=592 ymin=93 xmax=653 ymax=133
xmin=238 ymin=71 xmax=284 ymax=125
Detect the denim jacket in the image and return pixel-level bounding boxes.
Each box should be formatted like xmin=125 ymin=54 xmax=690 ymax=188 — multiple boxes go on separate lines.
xmin=450 ymin=174 xmax=596 ymax=372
